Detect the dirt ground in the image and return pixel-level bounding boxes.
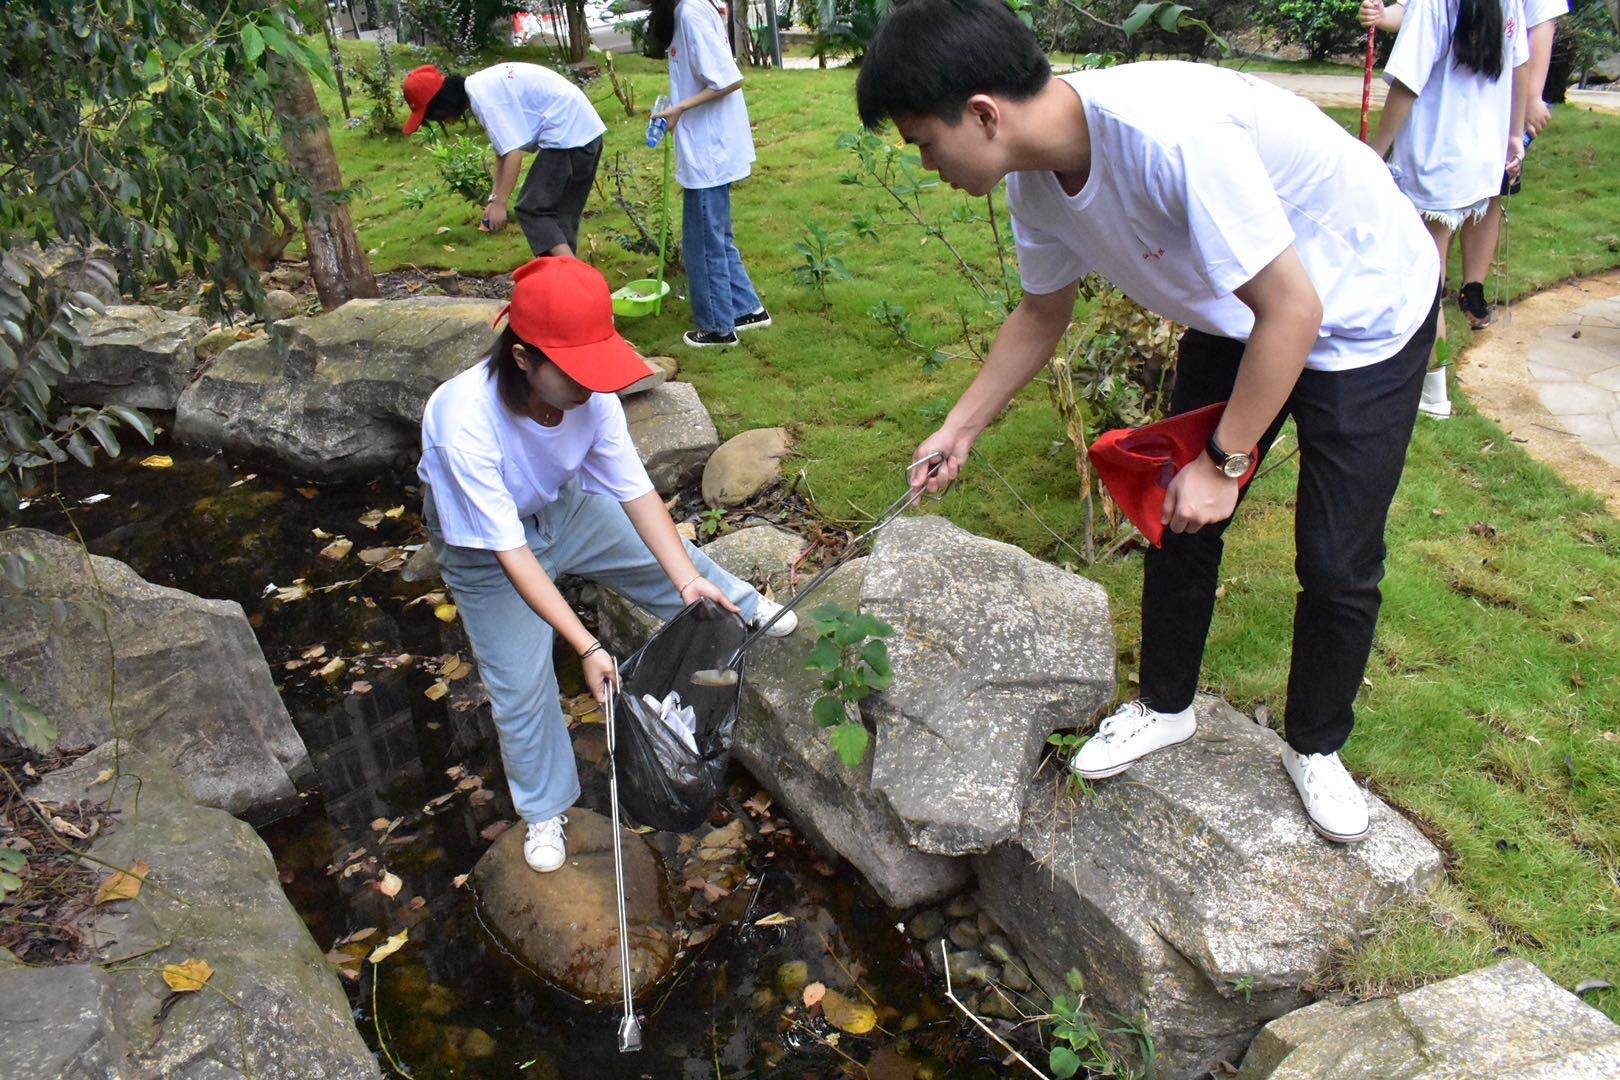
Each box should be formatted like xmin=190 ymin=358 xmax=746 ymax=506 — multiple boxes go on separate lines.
xmin=1457 ymin=268 xmax=1620 ymax=516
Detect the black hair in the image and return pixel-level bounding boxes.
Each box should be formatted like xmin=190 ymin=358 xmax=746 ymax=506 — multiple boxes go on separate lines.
xmin=646 ymin=0 xmax=676 ymax=60
xmin=424 ymin=74 xmax=470 ymax=123
xmin=1452 ymin=0 xmax=1505 ymax=79
xmin=856 ymin=0 xmax=1051 ymax=130
xmin=487 ymin=325 xmax=547 ymax=415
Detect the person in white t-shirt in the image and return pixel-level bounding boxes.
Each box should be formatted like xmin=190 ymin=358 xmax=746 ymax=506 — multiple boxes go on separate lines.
xmin=1366 ymin=0 xmax=1528 ymax=355
xmin=857 ymin=0 xmax=1442 ymax=843
xmin=418 ymin=256 xmax=796 ymax=873
xmin=647 ymin=0 xmax=771 ymax=348
xmin=1363 ymin=0 xmax=1563 ymax=330
xmin=401 ymin=63 xmax=607 ymax=258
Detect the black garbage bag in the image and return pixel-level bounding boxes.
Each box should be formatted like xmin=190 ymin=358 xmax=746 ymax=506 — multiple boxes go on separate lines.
xmin=613 ymin=600 xmax=749 ymax=832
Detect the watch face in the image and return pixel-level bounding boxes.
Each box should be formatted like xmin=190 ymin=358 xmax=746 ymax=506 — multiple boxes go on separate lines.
xmin=1222 ymin=455 xmax=1250 ymax=479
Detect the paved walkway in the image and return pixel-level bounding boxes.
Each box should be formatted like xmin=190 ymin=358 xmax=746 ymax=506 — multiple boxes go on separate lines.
xmin=1459 ymin=271 xmax=1620 ymax=515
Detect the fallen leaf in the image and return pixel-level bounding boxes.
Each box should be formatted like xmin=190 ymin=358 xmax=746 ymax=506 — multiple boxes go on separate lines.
xmin=802 ymin=981 xmax=826 ymax=1008
xmin=435 ymin=225 xmax=452 ymax=235
xmin=368 ymin=929 xmax=408 ymax=964
xmin=424 ymin=680 xmax=449 ymax=701
xmin=408 ymin=591 xmax=447 ymax=608
xmin=311 ymin=527 xmax=333 ymax=539
xmin=384 ymin=505 xmax=405 ymax=519
xmin=819 ymin=988 xmax=877 ymax=1035
xmin=317 ymin=658 xmax=347 ymax=681
xmin=377 ymin=871 xmax=403 ymax=898
xmin=88 ymin=768 xmax=115 ymax=787
xmin=49 ymin=816 xmax=89 ymax=840
xmin=351 ymin=680 xmax=372 ymax=695
xmin=468 ymin=788 xmax=495 ymax=806
xmin=94 ymin=860 xmax=149 ymax=905
xmin=452 ymin=873 xmax=469 ymax=888
xmin=358 ymin=546 xmax=399 ymax=565
xmin=742 ymin=791 xmax=772 ymax=816
xmin=1468 ymin=521 xmax=1497 ymax=539
xmin=227 ymin=473 xmax=258 ymax=488
xmin=162 ymin=958 xmax=213 ymax=992
xmin=442 ymin=244 xmax=456 ymax=253
xmin=676 ymin=522 xmax=697 ymax=542
xmin=358 ymin=509 xmax=385 ymax=529
xmin=320 ymin=538 xmax=353 ymax=560
xmin=337 ymin=926 xmax=379 ymax=946
xmin=444 ymin=657 xmax=473 ymax=681
xmin=434 ymin=602 xmax=458 ymax=623
xmin=297 ymin=487 xmax=320 ymax=499
xmin=139 ymin=454 xmax=173 ymax=469
xmin=685 ymin=924 xmax=718 ymax=949
xmin=445 ymin=764 xmax=467 ymax=780
xmin=754 ymin=911 xmax=794 ymax=927
xmin=407 ymin=896 xmax=426 ymax=911
xmin=274 ymin=581 xmax=311 ymax=603
xmin=370 ymin=817 xmax=391 ymax=832
xmin=456 ymin=776 xmax=483 ymax=791
xmin=301 ymin=644 xmax=327 ymax=660
xmin=480 ymin=821 xmax=514 ymax=841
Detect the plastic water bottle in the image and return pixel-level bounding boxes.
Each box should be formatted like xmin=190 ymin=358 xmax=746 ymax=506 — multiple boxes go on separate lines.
xmin=646 ymin=94 xmax=670 ymax=149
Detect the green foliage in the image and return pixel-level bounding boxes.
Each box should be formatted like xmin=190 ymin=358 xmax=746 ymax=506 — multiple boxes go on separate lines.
xmin=1046 ymin=968 xmax=1153 ymax=1078
xmin=402 ymin=0 xmax=509 ymax=61
xmin=790 ymin=223 xmax=853 ymax=306
xmin=801 ymin=0 xmax=890 ymax=62
xmin=1253 ymin=0 xmax=1366 ymax=62
xmin=0 ymin=847 xmax=25 ymax=896
xmin=803 ymin=603 xmax=893 ymax=768
xmin=696 ymin=506 xmax=729 ymax=540
xmin=427 ymin=133 xmax=492 ymax=207
xmin=401 ymin=183 xmax=437 ymax=211
xmin=1431 ymin=335 xmax=1453 ymax=372
xmin=0 ymin=672 xmax=55 ymax=756
xmin=350 ymin=39 xmax=402 ymax=137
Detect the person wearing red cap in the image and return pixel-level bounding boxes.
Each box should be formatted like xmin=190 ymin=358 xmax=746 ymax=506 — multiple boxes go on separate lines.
xmin=860 ymin=0 xmax=1443 ymax=844
xmin=401 ymin=62 xmax=606 ymax=257
xmin=418 ymin=256 xmax=796 ymax=872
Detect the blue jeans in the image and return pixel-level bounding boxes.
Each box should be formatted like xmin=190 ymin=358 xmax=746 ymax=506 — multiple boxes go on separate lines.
xmin=682 ymin=183 xmax=762 ymax=335
xmin=424 ymin=482 xmax=764 ymax=824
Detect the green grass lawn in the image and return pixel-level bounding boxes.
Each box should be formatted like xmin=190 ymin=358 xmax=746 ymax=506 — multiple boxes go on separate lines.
xmin=318 ymin=44 xmax=1620 ymax=1020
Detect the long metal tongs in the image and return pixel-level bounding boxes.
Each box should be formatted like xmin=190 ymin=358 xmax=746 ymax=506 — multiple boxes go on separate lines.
xmin=603 ymin=658 xmax=642 ymax=1053
xmin=689 ymin=452 xmax=943 ymax=688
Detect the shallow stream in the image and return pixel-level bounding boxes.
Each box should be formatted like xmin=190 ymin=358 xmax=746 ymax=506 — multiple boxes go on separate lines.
xmin=18 ymin=439 xmax=1030 ymax=1079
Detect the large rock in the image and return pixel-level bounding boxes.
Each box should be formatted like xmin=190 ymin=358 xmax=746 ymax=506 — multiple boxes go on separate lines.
xmin=0 ymin=528 xmax=308 ymax=821
xmin=734 ymin=559 xmax=971 ymax=908
xmin=702 ymin=427 xmax=792 ymax=508
xmin=1239 ymin=958 xmax=1620 ymax=1077
xmin=0 ymin=746 xmax=381 ymax=1079
xmin=862 ymin=515 xmax=1115 ymax=855
xmin=975 ymin=698 xmax=1446 ymax=1078
xmin=473 ymin=807 xmax=676 ymax=1001
xmin=174 ymin=296 xmax=502 ymax=478
xmin=622 ymin=381 xmax=718 ymax=494
xmin=699 ymin=524 xmax=806 ymax=595
xmin=61 ymin=304 xmax=208 ymax=410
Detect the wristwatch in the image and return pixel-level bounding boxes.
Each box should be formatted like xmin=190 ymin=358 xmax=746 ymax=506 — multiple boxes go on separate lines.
xmin=1205 ymin=434 xmax=1254 ymax=479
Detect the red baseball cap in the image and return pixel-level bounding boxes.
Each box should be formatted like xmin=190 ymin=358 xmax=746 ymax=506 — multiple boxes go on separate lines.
xmin=494 ymin=257 xmax=651 ymax=393
xmin=1087 ymin=402 xmax=1256 ymax=548
xmin=401 ymin=64 xmax=445 ymax=135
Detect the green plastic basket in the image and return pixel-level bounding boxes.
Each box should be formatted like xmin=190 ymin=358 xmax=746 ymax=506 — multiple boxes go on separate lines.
xmin=611 ymin=278 xmax=671 ymax=318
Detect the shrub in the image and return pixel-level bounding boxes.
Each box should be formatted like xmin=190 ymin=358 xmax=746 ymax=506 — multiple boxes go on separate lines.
xmin=1254 ymin=0 xmax=1367 ymax=62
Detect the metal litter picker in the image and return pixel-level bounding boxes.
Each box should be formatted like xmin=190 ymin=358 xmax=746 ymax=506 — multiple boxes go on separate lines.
xmin=602 ymin=658 xmax=642 ymax=1052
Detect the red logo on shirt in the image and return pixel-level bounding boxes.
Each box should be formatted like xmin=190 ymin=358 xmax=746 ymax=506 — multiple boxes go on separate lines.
xmin=1505 ymin=18 xmax=1515 ymax=35
xmin=1142 ymin=247 xmax=1165 ymax=261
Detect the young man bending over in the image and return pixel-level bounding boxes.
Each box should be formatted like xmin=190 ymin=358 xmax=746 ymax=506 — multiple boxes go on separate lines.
xmin=858 ymin=0 xmax=1440 ymax=841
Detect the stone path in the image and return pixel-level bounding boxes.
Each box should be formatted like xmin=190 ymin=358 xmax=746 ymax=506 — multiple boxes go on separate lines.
xmin=1459 ymin=270 xmax=1620 ymax=515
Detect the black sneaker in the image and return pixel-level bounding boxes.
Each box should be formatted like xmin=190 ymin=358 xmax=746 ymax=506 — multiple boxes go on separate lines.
xmin=683 ymin=329 xmax=738 ymax=348
xmin=734 ymin=308 xmax=771 ymax=332
xmin=1458 ymin=282 xmax=1491 ymax=330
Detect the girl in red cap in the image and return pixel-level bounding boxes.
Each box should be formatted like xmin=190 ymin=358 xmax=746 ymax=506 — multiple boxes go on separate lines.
xmin=418 ymin=256 xmax=795 ymax=872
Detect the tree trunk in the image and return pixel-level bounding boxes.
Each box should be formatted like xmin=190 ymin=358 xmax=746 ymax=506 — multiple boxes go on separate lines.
xmin=269 ymin=55 xmax=378 ymax=309
xmin=566 ymin=0 xmax=590 ymax=62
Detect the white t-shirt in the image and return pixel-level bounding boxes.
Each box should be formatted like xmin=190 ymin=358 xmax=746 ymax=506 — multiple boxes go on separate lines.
xmin=1384 ymin=0 xmax=1529 ymax=211
xmin=1522 ymin=0 xmax=1567 ymax=28
xmin=667 ymin=0 xmax=755 ymax=190
xmin=465 ymin=62 xmax=606 ymax=156
xmin=418 ymin=360 xmax=654 ymax=551
xmin=1006 ymin=64 xmax=1439 ymax=373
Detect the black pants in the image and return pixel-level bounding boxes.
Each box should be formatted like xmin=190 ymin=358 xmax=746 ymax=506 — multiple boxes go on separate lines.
xmin=1138 ymin=294 xmax=1439 ymax=755
xmin=514 ymin=135 xmax=604 ymax=255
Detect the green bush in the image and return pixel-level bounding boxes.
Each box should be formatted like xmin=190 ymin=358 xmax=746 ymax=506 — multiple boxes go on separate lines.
xmin=428 ymin=133 xmax=492 ymax=206
xmin=1254 ymin=0 xmax=1366 ymax=62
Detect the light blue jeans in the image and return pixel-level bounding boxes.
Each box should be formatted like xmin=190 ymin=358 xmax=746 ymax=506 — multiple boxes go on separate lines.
xmin=682 ymin=183 xmax=762 ymax=335
xmin=425 ymin=482 xmax=763 ymax=824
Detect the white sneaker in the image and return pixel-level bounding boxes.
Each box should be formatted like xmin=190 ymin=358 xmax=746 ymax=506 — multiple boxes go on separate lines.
xmin=1418 ymin=368 xmax=1452 ymax=419
xmin=1282 ymin=748 xmax=1370 ymax=843
xmin=753 ymin=596 xmax=797 ymax=638
xmin=1069 ymin=700 xmax=1196 ymax=780
xmin=523 ymin=814 xmax=568 ymax=872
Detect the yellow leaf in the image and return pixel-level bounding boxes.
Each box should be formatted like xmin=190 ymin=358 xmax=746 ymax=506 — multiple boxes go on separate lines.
xmin=443 ymin=657 xmax=472 ymax=681
xmin=369 ymin=929 xmax=408 ymax=964
xmin=753 ymin=911 xmax=794 ymax=927
xmin=95 ymin=860 xmax=149 ymax=905
xmin=434 ymin=602 xmax=458 ymax=623
xmin=319 ymin=538 xmax=353 ymax=560
xmin=139 ymin=454 xmax=173 ymax=469
xmin=317 ymin=658 xmax=347 ymax=681
xmin=162 ymin=958 xmax=213 ymax=992
xmin=424 ymin=680 xmax=449 ymax=701
xmin=311 ymin=527 xmax=333 ymax=539
xmin=358 ymin=509 xmax=385 ymax=529
xmin=384 ymin=505 xmax=405 ymax=519
xmin=88 ymin=768 xmax=115 ymax=787
xmin=819 ymin=988 xmax=877 ymax=1035
xmin=274 ymin=581 xmax=311 ymax=603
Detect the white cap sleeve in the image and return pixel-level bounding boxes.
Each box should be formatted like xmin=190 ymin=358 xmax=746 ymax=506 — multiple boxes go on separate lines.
xmin=421 ymin=445 xmax=528 ymax=551
xmin=578 ymin=397 xmax=656 ymax=503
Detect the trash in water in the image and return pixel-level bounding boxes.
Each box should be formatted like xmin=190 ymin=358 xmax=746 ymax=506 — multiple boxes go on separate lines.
xmin=643 ymin=690 xmax=699 ymax=754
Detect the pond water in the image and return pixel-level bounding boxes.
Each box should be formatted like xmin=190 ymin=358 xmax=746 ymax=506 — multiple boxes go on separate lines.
xmin=17 ymin=439 xmax=1035 ymax=1079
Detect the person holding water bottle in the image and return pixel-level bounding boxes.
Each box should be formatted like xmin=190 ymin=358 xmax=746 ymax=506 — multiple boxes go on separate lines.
xmin=647 ymin=0 xmax=771 ymax=348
